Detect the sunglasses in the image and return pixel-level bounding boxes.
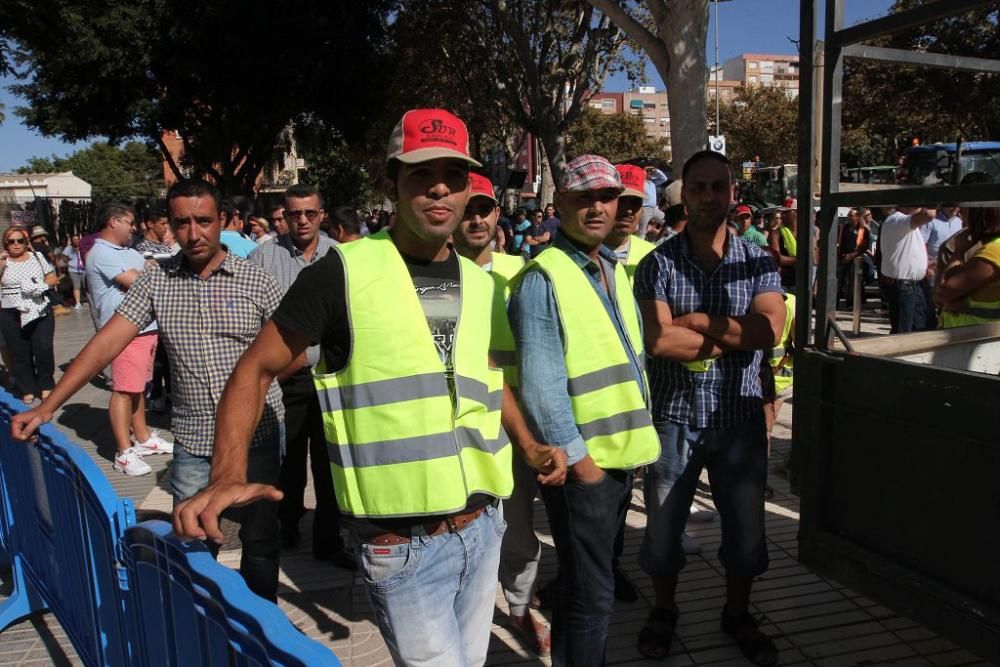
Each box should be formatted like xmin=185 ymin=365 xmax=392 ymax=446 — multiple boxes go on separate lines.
xmin=5 ymin=238 xmax=27 ymax=246
xmin=285 ymin=209 xmax=321 ymax=221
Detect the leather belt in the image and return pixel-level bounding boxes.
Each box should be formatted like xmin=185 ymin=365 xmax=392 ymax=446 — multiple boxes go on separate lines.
xmin=361 ymin=506 xmax=489 ymax=547
xmin=883 ymin=276 xmax=919 ymax=286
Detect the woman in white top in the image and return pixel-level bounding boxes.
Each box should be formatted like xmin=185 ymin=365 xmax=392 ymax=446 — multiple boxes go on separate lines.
xmin=0 ymin=227 xmax=58 ymax=403
xmin=60 ymin=233 xmax=86 ymax=309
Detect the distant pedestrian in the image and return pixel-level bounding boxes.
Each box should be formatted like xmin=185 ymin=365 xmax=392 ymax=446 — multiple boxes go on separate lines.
xmin=0 ymin=227 xmax=58 ymax=403
xmin=879 ymin=206 xmax=938 ymax=333
xmin=60 ymin=233 xmax=86 ymax=308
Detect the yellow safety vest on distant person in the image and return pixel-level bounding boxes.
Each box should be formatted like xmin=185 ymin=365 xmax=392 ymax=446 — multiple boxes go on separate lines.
xmin=313 ymin=231 xmax=513 ymax=518
xmin=778 ymin=226 xmax=797 ymax=257
xmin=769 ymin=294 xmax=796 ymax=393
xmin=488 ymin=252 xmax=525 ymax=387
xmin=512 ymin=247 xmax=660 ymax=470
xmin=623 ymin=236 xmax=657 ymax=284
xmin=941 ymin=237 xmax=1000 ymax=328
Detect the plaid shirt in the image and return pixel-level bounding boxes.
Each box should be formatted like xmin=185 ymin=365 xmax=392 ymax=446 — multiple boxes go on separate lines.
xmin=634 ymin=232 xmax=783 ymax=429
xmin=116 ymin=250 xmax=284 ymax=456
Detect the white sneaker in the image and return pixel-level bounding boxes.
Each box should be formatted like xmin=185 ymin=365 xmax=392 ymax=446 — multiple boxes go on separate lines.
xmin=689 ymin=506 xmax=717 ymax=523
xmin=114 ymin=448 xmax=152 ymax=476
xmin=682 ymin=532 xmax=702 ymax=555
xmin=133 ymin=431 xmax=173 ymax=455
xmin=73 ymin=303 xmax=81 ymax=310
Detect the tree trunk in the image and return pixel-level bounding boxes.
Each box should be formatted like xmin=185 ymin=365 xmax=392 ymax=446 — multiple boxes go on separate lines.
xmin=536 ymin=132 xmax=566 ymax=208
xmin=655 ymin=1 xmax=709 ymax=175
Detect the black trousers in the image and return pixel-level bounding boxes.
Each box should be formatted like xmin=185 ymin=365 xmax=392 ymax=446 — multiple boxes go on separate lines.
xmin=0 ymin=308 xmax=55 ymax=397
xmin=278 ymin=372 xmax=343 ymax=553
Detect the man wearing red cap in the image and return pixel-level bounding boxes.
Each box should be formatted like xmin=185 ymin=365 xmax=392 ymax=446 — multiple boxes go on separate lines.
xmin=735 ymin=205 xmax=768 ymax=247
xmin=508 ymin=154 xmax=660 ymax=666
xmin=171 ymin=109 xmax=563 ymax=666
xmin=452 ymin=172 xmax=558 ymax=656
xmin=606 ymin=164 xmax=659 ymax=284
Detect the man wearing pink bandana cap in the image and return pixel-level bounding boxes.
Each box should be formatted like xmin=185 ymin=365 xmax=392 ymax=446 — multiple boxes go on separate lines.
xmin=508 ymin=154 xmax=660 ymax=665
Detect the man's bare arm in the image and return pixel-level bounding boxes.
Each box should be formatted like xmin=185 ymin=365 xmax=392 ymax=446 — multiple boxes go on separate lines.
xmin=909 ymin=207 xmax=938 ymax=230
xmin=11 ymin=314 xmax=139 ymax=439
xmin=112 ymin=268 xmax=142 ymax=290
xmin=640 ymin=299 xmax=725 ymax=361
xmin=673 ymin=291 xmax=785 ymax=352
xmin=173 ymin=320 xmax=310 ymax=542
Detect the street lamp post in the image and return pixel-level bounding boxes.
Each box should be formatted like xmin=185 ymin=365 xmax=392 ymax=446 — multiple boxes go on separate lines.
xmin=713 ymin=0 xmax=735 ymax=135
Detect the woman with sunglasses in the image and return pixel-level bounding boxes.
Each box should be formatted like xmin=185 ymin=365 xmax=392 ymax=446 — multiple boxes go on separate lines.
xmin=0 ymin=227 xmax=58 ymax=403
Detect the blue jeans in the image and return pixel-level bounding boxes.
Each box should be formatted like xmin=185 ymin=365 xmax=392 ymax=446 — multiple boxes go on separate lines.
xmin=886 ymin=279 xmax=927 ymax=334
xmin=640 ymin=415 xmax=769 ymax=579
xmin=541 ymin=468 xmax=633 ymax=667
xmin=171 ymin=428 xmax=282 ymax=602
xmin=353 ymin=504 xmax=506 ymax=666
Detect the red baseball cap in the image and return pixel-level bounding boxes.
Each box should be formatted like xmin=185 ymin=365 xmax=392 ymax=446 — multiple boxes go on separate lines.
xmin=386 ymin=108 xmax=482 ymax=167
xmin=469 ymin=173 xmax=496 ymax=202
xmin=735 ymin=205 xmax=753 ymax=216
xmin=615 ymin=164 xmax=647 ymax=199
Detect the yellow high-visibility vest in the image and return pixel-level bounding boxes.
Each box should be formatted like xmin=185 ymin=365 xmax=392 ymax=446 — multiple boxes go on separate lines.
xmin=768 ymin=294 xmax=795 ymax=393
xmin=313 ymin=232 xmax=513 ymax=518
xmin=623 ymin=236 xmax=657 ymax=285
xmin=512 ymin=247 xmax=660 ymax=470
xmin=941 ymin=238 xmax=1000 ymax=328
xmin=488 ymin=252 xmax=524 ymax=387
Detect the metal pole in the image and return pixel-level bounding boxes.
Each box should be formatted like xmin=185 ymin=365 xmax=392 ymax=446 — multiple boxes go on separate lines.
xmin=714 ymin=0 xmax=721 ymax=133
xmin=852 ymin=256 xmax=862 ymax=335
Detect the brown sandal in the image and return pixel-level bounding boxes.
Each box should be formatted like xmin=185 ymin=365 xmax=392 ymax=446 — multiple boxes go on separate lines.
xmin=507 ymin=613 xmax=551 ymax=656
xmin=637 ymin=606 xmax=678 ymax=660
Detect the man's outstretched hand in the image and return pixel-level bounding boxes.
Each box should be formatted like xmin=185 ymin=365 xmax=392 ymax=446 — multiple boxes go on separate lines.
xmin=173 ymin=481 xmax=284 ymax=543
xmin=11 ymin=407 xmax=54 ymax=441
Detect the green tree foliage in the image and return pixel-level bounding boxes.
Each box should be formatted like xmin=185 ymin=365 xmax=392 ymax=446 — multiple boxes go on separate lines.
xmin=714 ymin=85 xmax=799 ymax=167
xmin=293 ymin=117 xmax=374 ymax=210
xmin=16 ymin=141 xmax=164 ymax=199
xmin=4 ymin=1 xmax=394 ymax=195
xmin=566 ymin=107 xmax=670 ymax=163
xmin=842 ymin=1 xmax=1000 ymax=166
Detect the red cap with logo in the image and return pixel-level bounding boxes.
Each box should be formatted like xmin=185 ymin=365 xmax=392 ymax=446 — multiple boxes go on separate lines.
xmin=386 ymin=108 xmax=482 ymax=167
xmin=615 ymin=164 xmax=647 ymax=199
xmin=468 ymin=173 xmax=497 ymax=202
xmin=734 ymin=205 xmax=753 ymax=216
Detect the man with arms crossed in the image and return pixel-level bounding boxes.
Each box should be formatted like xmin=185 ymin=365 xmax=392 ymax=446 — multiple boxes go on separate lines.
xmin=634 ymin=151 xmax=785 ymax=665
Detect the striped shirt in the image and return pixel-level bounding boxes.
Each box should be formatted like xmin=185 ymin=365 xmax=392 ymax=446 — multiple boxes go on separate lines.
xmin=116 ymin=250 xmax=284 ymax=456
xmin=634 ymin=232 xmax=783 ymax=428
xmin=0 ymin=252 xmax=54 ymax=326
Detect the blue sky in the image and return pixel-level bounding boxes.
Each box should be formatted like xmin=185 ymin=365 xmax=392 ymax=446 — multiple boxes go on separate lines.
xmin=0 ymin=0 xmax=895 ymax=172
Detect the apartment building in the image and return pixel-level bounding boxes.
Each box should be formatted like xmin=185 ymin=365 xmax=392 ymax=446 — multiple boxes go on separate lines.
xmin=721 ymin=53 xmax=800 ymax=96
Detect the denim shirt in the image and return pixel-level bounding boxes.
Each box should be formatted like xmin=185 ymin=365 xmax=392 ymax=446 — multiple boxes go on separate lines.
xmin=508 ymin=233 xmax=647 ymax=465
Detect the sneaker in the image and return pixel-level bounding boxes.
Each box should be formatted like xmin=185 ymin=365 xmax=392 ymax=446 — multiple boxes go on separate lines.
xmin=682 ymin=532 xmax=702 ymax=555
xmin=689 ymin=505 xmax=717 ymax=523
xmin=134 ymin=431 xmax=173 ymax=455
xmin=113 ymin=448 xmax=152 ymax=476
xmin=73 ymin=303 xmax=82 ymax=310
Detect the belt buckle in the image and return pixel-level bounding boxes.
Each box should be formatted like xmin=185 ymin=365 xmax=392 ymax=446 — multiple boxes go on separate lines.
xmin=446 ymin=515 xmax=459 ymax=533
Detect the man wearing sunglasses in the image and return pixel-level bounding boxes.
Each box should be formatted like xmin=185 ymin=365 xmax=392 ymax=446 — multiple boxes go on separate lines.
xmin=247 ymin=184 xmax=353 ymax=570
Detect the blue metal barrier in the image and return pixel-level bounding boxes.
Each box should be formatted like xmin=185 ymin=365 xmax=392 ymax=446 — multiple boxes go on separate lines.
xmin=122 ymin=521 xmax=336 ymax=666
xmin=0 ymin=390 xmax=134 ymax=665
xmin=0 ymin=389 xmax=340 ymax=666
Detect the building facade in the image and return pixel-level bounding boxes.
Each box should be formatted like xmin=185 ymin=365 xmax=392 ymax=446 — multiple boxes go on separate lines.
xmin=721 ymin=53 xmax=800 ymax=96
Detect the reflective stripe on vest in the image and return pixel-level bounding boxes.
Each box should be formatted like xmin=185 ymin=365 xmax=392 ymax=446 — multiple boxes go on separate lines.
xmin=623 ymin=236 xmax=657 ymax=285
xmin=513 ymin=247 xmax=660 ymax=470
xmin=488 ymin=252 xmax=525 ymax=387
xmin=314 ymin=231 xmax=513 ymax=518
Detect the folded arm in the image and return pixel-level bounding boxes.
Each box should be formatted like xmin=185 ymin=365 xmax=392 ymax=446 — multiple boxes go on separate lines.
xmin=640 ymin=298 xmax=726 ymax=361
xmin=673 ymin=291 xmax=786 ymax=352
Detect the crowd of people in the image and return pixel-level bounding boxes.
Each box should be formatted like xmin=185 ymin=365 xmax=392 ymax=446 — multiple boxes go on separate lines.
xmin=5 ymin=106 xmax=999 ymax=667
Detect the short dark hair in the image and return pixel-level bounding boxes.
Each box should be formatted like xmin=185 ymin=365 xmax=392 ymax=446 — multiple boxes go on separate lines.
xmin=514 ymin=207 xmax=527 ymax=217
xmin=681 ymin=149 xmax=731 ymax=182
xmin=285 ymin=184 xmax=324 ymax=209
xmin=166 ymin=179 xmax=221 ymax=213
xmin=144 ymin=204 xmax=168 ymax=222
xmin=665 ymin=204 xmax=687 ymax=227
xmin=98 ymin=202 xmax=135 ymax=229
xmin=330 ymin=206 xmax=362 ymax=235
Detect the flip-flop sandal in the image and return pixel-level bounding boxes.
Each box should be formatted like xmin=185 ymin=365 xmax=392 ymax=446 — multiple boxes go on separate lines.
xmin=507 ymin=615 xmax=551 ymax=657
xmin=637 ymin=606 xmax=678 ymax=660
xmin=721 ymin=611 xmax=778 ymax=666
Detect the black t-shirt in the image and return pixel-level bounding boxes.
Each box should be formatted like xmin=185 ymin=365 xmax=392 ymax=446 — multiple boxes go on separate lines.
xmin=273 ymin=244 xmax=489 ymax=529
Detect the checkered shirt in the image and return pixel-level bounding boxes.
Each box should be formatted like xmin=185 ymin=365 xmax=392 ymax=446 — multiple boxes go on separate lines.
xmin=116 ymin=250 xmax=284 ymax=456
xmin=634 ymin=232 xmax=784 ymax=429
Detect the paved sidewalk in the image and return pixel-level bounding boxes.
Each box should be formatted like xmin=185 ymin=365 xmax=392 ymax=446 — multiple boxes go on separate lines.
xmin=0 ymin=308 xmax=992 ymax=666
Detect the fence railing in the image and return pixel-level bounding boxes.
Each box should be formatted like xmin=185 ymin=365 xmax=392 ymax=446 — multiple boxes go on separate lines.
xmin=0 ymin=390 xmax=339 ymax=666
